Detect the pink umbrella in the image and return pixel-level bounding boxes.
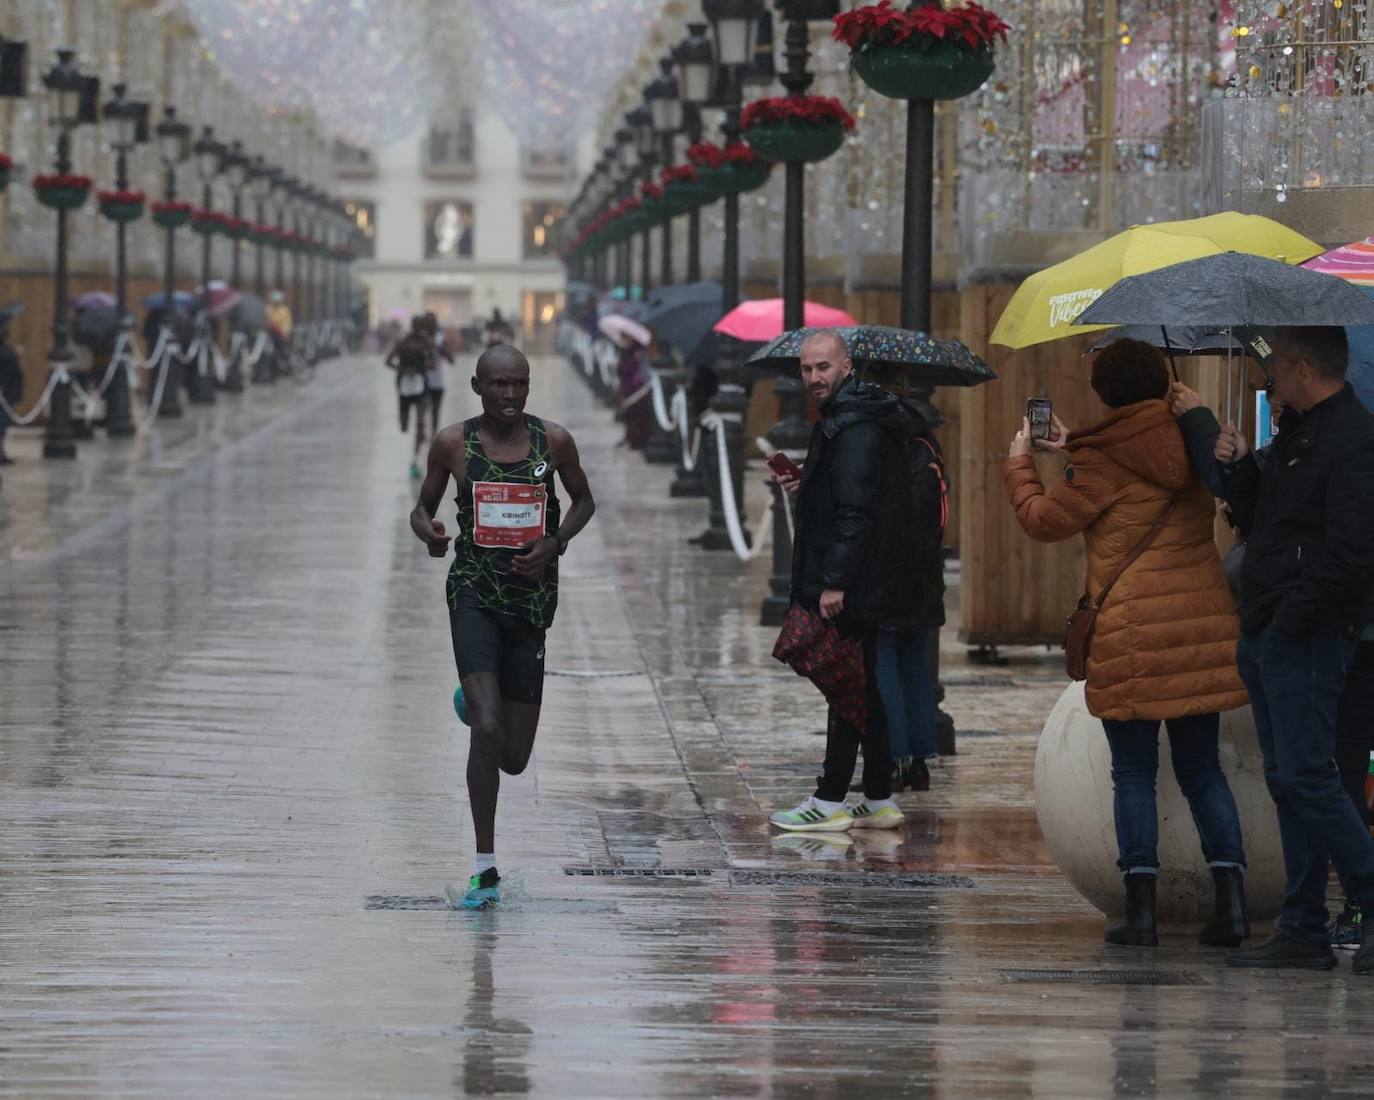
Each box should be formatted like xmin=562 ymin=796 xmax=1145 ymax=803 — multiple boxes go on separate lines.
xmin=1303 ymin=236 xmax=1374 ymax=288
xmin=712 ymin=298 xmax=858 ymax=343
xmin=205 ymin=285 xmax=243 ymax=318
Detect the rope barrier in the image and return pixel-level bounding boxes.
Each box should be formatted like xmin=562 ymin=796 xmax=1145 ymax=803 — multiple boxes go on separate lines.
xmin=673 ymin=387 xmax=701 ymax=472
xmin=699 ymin=411 xmax=774 ymax=564
xmin=0 ymin=368 xmax=62 ymax=426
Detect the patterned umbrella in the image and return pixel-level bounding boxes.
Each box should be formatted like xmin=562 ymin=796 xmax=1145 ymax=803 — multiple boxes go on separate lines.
xmin=746 ymin=325 xmax=997 ymax=387
xmin=1075 ymin=253 xmax=1374 ymax=328
xmin=1303 ymin=236 xmax=1374 ymax=287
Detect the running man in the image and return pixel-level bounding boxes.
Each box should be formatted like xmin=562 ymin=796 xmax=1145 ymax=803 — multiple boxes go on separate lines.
xmin=387 ymin=316 xmax=436 ymax=478
xmin=410 ymin=344 xmax=596 ymax=909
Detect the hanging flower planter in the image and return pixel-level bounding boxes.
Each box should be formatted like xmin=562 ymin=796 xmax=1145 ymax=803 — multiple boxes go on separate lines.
xmin=224 ymin=216 xmax=253 ymax=241
xmin=249 ymin=222 xmax=278 ymax=246
xmin=691 ymin=142 xmax=774 ymax=196
xmin=638 ymin=181 xmax=669 ymax=227
xmin=151 ymin=200 xmax=193 ymax=229
xmin=190 ymin=208 xmax=233 ymax=236
xmin=0 ymin=153 xmax=12 ymax=193
xmin=32 ymin=173 xmax=92 ymax=211
xmin=741 ymin=96 xmax=855 ymax=164
xmin=659 ymin=163 xmax=717 ymax=213
xmin=834 ymin=1 xmax=1008 ymax=101
xmin=97 ymin=189 xmax=146 ymax=224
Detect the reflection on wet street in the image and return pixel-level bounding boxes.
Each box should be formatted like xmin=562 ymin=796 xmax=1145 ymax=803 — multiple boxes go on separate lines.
xmin=2 ymin=356 xmax=1372 ymax=1097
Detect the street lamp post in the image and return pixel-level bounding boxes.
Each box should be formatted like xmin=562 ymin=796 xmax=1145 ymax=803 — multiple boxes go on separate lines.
xmin=100 ymin=82 xmax=147 ymax=439
xmin=248 ymin=157 xmax=277 ymax=384
xmin=674 ymin=23 xmax=715 ymax=285
xmin=627 ymin=106 xmax=655 ymax=297
xmin=152 ymin=105 xmax=190 ymax=418
xmin=615 ymin=135 xmax=636 ymax=293
xmin=40 ymin=49 xmax=92 ymax=460
xmin=759 ymin=0 xmax=839 ymax=625
xmin=692 ymin=0 xmax=763 ymax=549
xmin=221 ymin=139 xmax=248 ymax=392
xmin=189 ymin=126 xmax=223 ymax=404
xmin=647 ymin=57 xmax=683 ymax=289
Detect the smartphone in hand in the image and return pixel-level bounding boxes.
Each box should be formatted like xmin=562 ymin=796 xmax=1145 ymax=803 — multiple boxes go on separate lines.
xmin=1027 ymin=397 xmax=1053 ymax=442
xmin=767 ymin=451 xmax=802 ymax=480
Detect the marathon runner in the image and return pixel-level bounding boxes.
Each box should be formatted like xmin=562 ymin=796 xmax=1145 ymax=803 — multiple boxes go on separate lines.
xmin=410 ymin=343 xmax=596 ymax=909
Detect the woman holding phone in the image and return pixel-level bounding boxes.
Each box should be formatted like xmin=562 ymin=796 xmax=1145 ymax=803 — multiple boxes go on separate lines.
xmin=1003 ymin=338 xmax=1251 ymax=948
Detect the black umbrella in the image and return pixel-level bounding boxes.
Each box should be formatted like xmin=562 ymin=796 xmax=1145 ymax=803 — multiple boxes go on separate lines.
xmin=1075 ymin=253 xmax=1374 ymax=329
xmin=746 ymin=325 xmax=997 ymax=387
xmin=1090 ymin=325 xmax=1242 ymax=355
xmin=231 ymin=293 xmax=268 ymax=330
xmin=642 ymin=281 xmax=735 ymax=361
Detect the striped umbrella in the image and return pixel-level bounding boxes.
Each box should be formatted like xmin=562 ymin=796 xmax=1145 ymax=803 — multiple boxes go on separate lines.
xmin=1303 ymin=236 xmax=1374 ymax=287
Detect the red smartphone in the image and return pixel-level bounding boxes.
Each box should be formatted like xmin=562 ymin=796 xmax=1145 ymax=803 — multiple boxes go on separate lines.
xmin=767 ymin=451 xmax=802 ymax=480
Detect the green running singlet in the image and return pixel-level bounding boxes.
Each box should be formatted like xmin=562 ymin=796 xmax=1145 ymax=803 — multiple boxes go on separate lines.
xmin=446 ymin=414 xmax=561 ymax=629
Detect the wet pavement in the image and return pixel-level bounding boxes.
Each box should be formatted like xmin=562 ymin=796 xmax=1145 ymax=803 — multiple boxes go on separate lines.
xmin=2 ymin=356 xmax=1372 ymax=1097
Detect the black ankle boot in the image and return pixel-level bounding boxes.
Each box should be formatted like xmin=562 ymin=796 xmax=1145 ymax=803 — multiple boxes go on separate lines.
xmin=1199 ymin=866 xmax=1249 ymax=947
xmin=1105 ymin=873 xmax=1158 ymax=946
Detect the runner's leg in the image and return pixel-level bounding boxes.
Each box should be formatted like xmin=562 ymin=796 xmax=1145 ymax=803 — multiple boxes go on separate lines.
xmin=499 ymin=703 xmax=541 ymax=775
xmin=461 ymin=669 xmax=504 ymax=855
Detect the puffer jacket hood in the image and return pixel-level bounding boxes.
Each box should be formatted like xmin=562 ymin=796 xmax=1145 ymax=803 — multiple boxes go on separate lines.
xmin=1067 ymin=399 xmax=1191 ymax=492
xmin=820 ymin=374 xmax=910 ymax=441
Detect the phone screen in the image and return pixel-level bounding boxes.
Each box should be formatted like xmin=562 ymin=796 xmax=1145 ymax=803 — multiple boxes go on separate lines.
xmin=1028 ymin=399 xmax=1053 ymax=442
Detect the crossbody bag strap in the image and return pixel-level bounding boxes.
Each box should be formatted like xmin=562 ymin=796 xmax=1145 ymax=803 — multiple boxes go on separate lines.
xmin=1091 ymin=496 xmax=1179 ymax=610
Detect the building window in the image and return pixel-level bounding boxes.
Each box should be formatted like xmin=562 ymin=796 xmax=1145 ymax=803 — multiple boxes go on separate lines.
xmin=333 ymin=140 xmax=377 ymax=179
xmin=343 ymin=200 xmax=376 ymax=259
xmin=424 ymin=201 xmax=474 ymax=260
xmin=522 ymin=202 xmax=567 ymax=259
xmin=522 ymin=146 xmax=573 ymax=179
xmin=423 ymin=112 xmax=477 ymax=177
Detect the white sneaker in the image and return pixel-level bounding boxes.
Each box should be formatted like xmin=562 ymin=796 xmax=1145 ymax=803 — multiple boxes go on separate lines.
xmin=847 ymin=798 xmax=906 ymax=830
xmin=769 ymin=795 xmax=853 ymax=832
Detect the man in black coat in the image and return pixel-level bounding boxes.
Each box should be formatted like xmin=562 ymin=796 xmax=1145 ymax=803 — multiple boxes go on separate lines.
xmin=769 ymin=329 xmax=916 ymax=835
xmin=0 ymin=312 xmax=23 ymax=464
xmin=1216 ymin=326 xmax=1374 ymax=973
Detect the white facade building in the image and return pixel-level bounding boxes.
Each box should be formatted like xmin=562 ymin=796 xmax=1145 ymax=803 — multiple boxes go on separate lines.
xmin=341 ymin=113 xmax=580 ymax=349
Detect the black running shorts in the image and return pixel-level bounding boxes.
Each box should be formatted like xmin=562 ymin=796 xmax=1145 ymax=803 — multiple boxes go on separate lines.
xmin=449 ymin=597 xmax=547 ymax=706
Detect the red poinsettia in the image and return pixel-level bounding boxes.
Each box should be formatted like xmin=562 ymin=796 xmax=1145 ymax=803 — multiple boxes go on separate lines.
xmin=660 ymin=163 xmax=698 ymax=186
xmin=640 ymin=180 xmax=664 ymax=201
xmin=151 ymin=200 xmax=193 ymax=215
xmin=833 ymin=1 xmax=1009 ymax=52
xmin=741 ymin=95 xmax=856 ymax=131
xmin=97 ymin=189 xmax=145 ymax=205
xmin=691 ymin=141 xmax=767 ymax=168
xmin=0 ymin=153 xmax=12 ymax=171
xmin=32 ymin=173 xmax=92 ymax=191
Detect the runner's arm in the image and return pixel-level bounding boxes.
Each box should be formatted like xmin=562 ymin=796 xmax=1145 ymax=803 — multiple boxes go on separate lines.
xmin=410 ymin=426 xmax=461 ymax=556
xmin=510 ymin=423 xmax=595 ymax=575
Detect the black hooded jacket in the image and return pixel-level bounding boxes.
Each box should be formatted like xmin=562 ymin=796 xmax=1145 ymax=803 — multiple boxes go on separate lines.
xmin=1221 ymin=385 xmax=1374 ymax=637
xmin=790 ymin=374 xmax=916 ymax=629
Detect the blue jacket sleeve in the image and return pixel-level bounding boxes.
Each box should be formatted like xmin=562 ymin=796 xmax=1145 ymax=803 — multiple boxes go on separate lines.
xmin=1177 ymin=407 xmax=1225 ymax=499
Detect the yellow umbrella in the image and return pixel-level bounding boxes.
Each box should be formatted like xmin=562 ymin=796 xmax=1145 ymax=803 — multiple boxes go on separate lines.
xmin=989 ymin=212 xmax=1323 ymax=350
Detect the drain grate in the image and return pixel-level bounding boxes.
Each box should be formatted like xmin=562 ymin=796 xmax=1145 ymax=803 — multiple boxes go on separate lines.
xmin=562 ymin=866 xmax=716 ymax=877
xmin=729 ymin=871 xmax=975 ymax=890
xmin=1000 ymin=969 xmax=1206 ymax=986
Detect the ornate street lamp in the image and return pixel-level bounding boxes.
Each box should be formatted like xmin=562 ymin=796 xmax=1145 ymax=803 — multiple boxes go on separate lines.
xmin=100 ymin=82 xmax=148 ymax=439
xmin=188 ymin=125 xmax=223 ymax=403
xmin=248 ymin=157 xmax=278 ymax=383
xmin=152 ymin=105 xmax=190 ymax=418
xmin=627 ymin=104 xmax=656 ymax=297
xmin=39 ymin=48 xmax=95 ymax=459
xmin=675 ymin=23 xmax=715 ymax=284
xmin=615 ymin=135 xmax=636 ymax=293
xmin=219 ymin=139 xmax=250 ymax=391
xmin=691 ymin=0 xmax=764 ymax=549
xmin=647 ymin=57 xmax=683 ymax=288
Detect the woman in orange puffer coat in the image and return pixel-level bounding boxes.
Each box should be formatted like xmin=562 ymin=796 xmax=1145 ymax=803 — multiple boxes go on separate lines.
xmin=1004 ymin=338 xmax=1251 ymax=950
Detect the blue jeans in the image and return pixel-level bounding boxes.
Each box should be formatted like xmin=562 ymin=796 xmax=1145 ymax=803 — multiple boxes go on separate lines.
xmin=875 ymin=628 xmax=938 ymax=761
xmin=1102 ymin=713 xmax=1247 ymax=877
xmin=1238 ymin=626 xmax=1374 ymax=943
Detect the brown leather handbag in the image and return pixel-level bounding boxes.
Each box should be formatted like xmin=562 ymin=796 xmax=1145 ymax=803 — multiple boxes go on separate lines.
xmin=1064 ymin=498 xmax=1178 ymax=681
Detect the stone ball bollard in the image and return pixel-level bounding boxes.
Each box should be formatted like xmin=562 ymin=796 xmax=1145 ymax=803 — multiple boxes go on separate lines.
xmin=1034 ymin=681 xmax=1285 ymax=923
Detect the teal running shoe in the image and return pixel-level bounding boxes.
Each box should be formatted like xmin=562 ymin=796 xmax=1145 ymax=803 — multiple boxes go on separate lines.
xmin=453 ymin=684 xmax=470 ymax=726
xmin=409 ymin=461 xmax=422 ymax=479
xmin=447 ymin=868 xmax=501 ymax=910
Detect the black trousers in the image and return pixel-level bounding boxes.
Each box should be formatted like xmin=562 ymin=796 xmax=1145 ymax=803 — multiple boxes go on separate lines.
xmin=815 ymin=631 xmax=892 ymax=802
xmin=1336 ymin=640 xmax=1374 ymax=899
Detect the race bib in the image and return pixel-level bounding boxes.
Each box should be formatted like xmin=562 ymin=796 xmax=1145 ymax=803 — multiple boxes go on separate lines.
xmin=472 ymin=481 xmax=548 ymax=549
xmin=398 ymin=373 xmax=425 ymax=397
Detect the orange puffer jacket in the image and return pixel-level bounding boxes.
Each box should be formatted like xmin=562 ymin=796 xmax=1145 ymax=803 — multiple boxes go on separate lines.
xmin=1004 ymin=398 xmax=1249 ymax=722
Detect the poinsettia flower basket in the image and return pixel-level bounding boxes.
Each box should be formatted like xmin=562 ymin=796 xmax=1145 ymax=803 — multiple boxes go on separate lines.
xmin=659 ymin=162 xmax=718 ymax=212
xmin=833 ymin=1 xmax=1008 ymax=101
xmin=190 ymin=208 xmax=234 ymax=236
xmin=740 ymin=96 xmax=856 ymax=164
xmin=151 ymin=200 xmax=193 ymax=229
xmin=97 ymin=188 xmax=146 ymax=224
xmin=32 ymin=173 xmax=92 ymax=211
xmin=688 ymin=142 xmax=773 ymax=195
xmin=0 ymin=152 xmax=12 ymax=192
